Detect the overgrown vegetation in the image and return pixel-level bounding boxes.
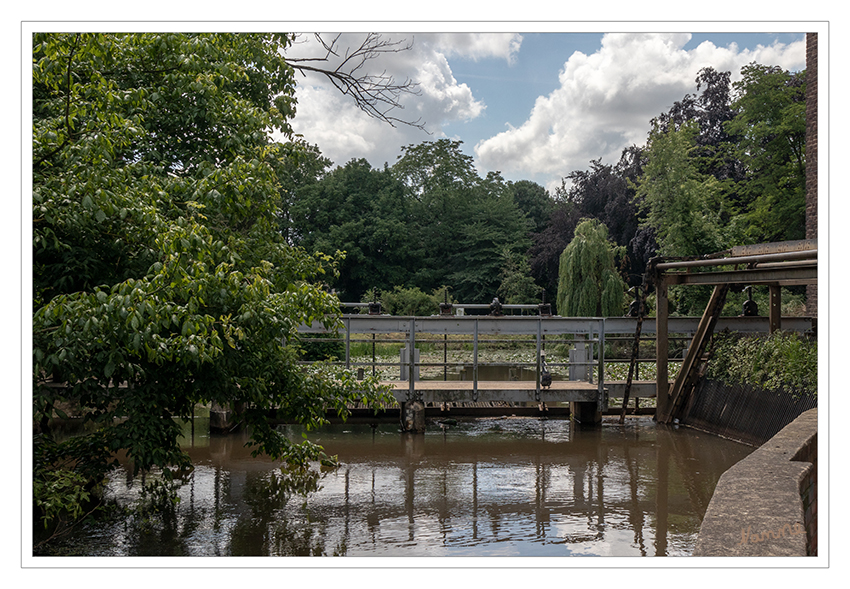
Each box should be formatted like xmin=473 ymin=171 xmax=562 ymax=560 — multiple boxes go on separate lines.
xmin=31 ymin=33 xmax=394 ymax=542
xmin=361 ymin=285 xmax=454 ymax=316
xmin=706 ymin=331 xmax=817 ymax=397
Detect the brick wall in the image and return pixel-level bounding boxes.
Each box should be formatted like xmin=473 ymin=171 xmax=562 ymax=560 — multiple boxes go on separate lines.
xmin=806 ymin=33 xmax=818 ymax=316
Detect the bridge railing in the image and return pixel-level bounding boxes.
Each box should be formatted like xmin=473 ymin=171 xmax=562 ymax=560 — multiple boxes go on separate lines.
xmin=297 ymin=315 xmax=814 ymax=404
xmin=298 ymin=315 xmax=606 ymax=403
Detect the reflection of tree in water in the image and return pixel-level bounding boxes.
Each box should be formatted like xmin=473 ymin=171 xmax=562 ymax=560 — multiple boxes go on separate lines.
xmin=232 ymin=467 xmax=346 ymax=556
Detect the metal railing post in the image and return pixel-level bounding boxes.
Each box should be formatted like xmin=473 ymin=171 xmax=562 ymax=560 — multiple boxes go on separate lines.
xmin=536 ymin=318 xmax=542 ymax=401
xmin=598 ymin=319 xmax=605 ymax=412
xmin=409 ymin=318 xmax=416 ymax=401
xmin=473 ymin=319 xmax=479 ymax=402
xmin=344 ymin=317 xmax=351 ymax=370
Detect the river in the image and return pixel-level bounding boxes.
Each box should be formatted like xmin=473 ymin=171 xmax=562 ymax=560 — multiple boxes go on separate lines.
xmin=36 ymin=414 xmax=753 ymax=558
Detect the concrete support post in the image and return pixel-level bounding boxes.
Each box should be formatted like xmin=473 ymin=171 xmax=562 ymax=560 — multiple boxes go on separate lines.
xmin=210 ymin=401 xmax=240 ymax=433
xmin=401 ymin=400 xmax=426 ymax=433
xmin=656 ymin=279 xmax=670 ymax=420
xmin=570 ymin=400 xmax=602 ymax=426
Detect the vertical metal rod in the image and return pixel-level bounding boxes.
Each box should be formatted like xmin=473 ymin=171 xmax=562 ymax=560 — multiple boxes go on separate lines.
xmin=345 ymin=317 xmax=351 ymax=370
xmin=769 ymin=284 xmax=782 ymax=333
xmin=444 ymin=332 xmax=447 ymax=381
xmin=536 ymin=318 xmax=542 ymax=400
xmin=473 ymin=319 xmax=479 ymax=401
xmin=598 ymin=319 xmax=606 ymax=413
xmin=372 ymin=333 xmax=376 ymax=376
xmin=656 ymin=279 xmax=669 ymax=420
xmin=409 ymin=318 xmax=416 ymax=400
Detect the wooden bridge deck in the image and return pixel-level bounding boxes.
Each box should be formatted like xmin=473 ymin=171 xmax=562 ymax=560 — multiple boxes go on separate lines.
xmin=382 ymin=380 xmax=603 ymax=404
xmin=379 ymin=379 xmax=663 ymax=404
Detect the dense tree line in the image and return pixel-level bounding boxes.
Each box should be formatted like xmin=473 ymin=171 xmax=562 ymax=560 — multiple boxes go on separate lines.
xmin=286 ymin=64 xmax=806 ymax=316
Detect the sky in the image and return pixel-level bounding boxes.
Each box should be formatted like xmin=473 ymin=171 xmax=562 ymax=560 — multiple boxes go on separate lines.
xmin=283 ymin=30 xmax=808 ymax=194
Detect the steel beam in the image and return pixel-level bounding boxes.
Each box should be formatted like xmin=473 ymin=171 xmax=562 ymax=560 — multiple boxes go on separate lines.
xmin=300 ymin=315 xmax=813 ymax=336
xmin=662 ymin=265 xmax=816 ymax=286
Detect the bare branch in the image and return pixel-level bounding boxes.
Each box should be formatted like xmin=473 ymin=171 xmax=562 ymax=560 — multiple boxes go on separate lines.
xmin=285 ymin=33 xmax=425 ymax=130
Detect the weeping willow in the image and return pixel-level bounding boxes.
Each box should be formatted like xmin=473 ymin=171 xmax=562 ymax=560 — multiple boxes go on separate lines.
xmin=557 ymin=219 xmax=626 ymax=317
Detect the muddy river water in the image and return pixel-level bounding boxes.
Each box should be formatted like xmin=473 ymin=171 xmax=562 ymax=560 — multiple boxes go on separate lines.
xmin=40 ymin=415 xmax=753 ymax=558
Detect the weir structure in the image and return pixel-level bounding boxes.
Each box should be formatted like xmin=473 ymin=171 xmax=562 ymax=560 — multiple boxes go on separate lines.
xmin=295 ymin=312 xmax=814 ymax=432
xmin=300 ymin=315 xmax=606 ymax=431
xmin=279 ymin=239 xmax=818 ymax=434
xmin=648 ymin=239 xmax=818 ymax=425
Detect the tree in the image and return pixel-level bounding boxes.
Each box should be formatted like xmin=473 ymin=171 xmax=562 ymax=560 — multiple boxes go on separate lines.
xmin=725 ymin=63 xmax=806 ymax=243
xmin=529 ymin=200 xmax=582 ymax=307
xmin=556 ymin=219 xmax=626 ymax=317
xmin=498 ymin=248 xmax=541 ymax=305
xmin=31 ymin=33 xmax=394 ymax=527
xmin=290 ymin=158 xmax=412 ymax=300
xmin=274 ymin=139 xmax=332 ymax=244
xmin=562 ymin=147 xmax=649 ymax=285
xmin=371 ymin=285 xmax=452 ymax=316
xmin=447 ymin=171 xmax=533 ymax=302
xmin=286 ymin=33 xmax=424 ymax=130
xmin=390 ymin=140 xmax=532 ymax=301
xmin=632 ymin=121 xmax=728 ymax=259
xmin=508 ymin=180 xmax=553 ymax=233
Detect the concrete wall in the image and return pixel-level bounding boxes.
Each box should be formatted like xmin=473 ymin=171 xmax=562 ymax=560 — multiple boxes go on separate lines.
xmin=693 ymin=408 xmax=817 ymax=556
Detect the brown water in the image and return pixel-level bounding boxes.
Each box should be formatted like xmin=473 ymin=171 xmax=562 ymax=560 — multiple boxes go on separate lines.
xmin=38 ymin=416 xmax=752 ymax=557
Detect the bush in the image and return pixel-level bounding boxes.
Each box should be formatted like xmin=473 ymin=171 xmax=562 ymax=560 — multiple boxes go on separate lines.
xmin=364 ymin=285 xmax=454 ymax=316
xmin=297 ymin=333 xmax=345 ymax=361
xmin=707 ymin=331 xmax=817 ymax=397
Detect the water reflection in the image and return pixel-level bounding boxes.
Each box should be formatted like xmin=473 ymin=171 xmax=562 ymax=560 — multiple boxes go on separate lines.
xmin=44 ymin=417 xmax=752 ymax=557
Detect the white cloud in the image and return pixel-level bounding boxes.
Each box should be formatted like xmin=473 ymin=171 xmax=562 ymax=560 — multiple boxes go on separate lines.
xmin=474 ymin=33 xmax=806 ymax=192
xmin=421 ymin=33 xmax=523 ymax=64
xmin=285 ymin=32 xmax=515 ymax=168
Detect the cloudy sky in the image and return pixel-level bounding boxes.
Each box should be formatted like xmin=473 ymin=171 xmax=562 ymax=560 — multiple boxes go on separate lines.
xmin=283 ymin=30 xmax=807 ymax=193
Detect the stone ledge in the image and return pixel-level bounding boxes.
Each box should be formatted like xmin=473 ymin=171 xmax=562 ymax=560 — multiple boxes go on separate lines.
xmin=693 ymin=408 xmax=817 ymax=556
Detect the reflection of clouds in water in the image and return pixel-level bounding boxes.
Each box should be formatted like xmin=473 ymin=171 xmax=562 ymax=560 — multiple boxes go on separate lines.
xmin=563 ymin=527 xmax=647 ymax=557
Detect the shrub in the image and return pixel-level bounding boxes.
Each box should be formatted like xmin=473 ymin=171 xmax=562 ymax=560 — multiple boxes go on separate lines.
xmin=364 ymin=285 xmax=454 ymax=317
xmin=707 ymin=330 xmax=817 ymax=397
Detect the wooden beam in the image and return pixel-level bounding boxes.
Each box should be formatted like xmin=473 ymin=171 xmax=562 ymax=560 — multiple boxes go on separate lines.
xmin=660 ymin=284 xmax=728 ymax=424
xmin=769 ymin=284 xmax=782 ymax=333
xmin=655 ymin=278 xmax=669 ymax=420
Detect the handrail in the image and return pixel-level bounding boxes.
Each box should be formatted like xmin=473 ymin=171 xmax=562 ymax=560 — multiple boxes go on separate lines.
xmin=298 ymin=315 xmax=814 ymax=407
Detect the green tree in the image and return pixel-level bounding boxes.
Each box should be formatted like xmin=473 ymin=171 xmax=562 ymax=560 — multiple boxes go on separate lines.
xmin=32 ymin=33 xmax=392 ymax=523
xmin=390 ymin=139 xmax=482 ymax=291
xmin=633 ymin=121 xmax=729 ymax=258
xmin=390 ymin=140 xmax=532 ymax=301
xmin=725 ymin=63 xmax=806 ymax=243
xmin=373 ymin=285 xmax=447 ymax=316
xmin=448 ymin=172 xmax=533 ymax=302
xmin=556 ymin=219 xmax=626 ymax=317
xmin=498 ymin=248 xmax=541 ymax=305
xmin=274 ymin=139 xmax=332 ymax=244
xmin=291 ymin=158 xmax=412 ymax=300
xmin=508 ymin=180 xmax=553 ymax=233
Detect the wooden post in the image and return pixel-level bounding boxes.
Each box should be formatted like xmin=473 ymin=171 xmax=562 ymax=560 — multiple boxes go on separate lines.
xmin=769 ymin=284 xmax=782 ymax=333
xmin=655 ymin=279 xmax=669 ymax=421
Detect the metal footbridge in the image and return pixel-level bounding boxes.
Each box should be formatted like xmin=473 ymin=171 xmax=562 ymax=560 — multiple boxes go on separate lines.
xmin=297 ymin=313 xmax=815 ymax=417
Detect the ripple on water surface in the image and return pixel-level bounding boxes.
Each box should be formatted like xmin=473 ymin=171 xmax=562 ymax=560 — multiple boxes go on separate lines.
xmin=37 ymin=416 xmax=753 ymax=557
